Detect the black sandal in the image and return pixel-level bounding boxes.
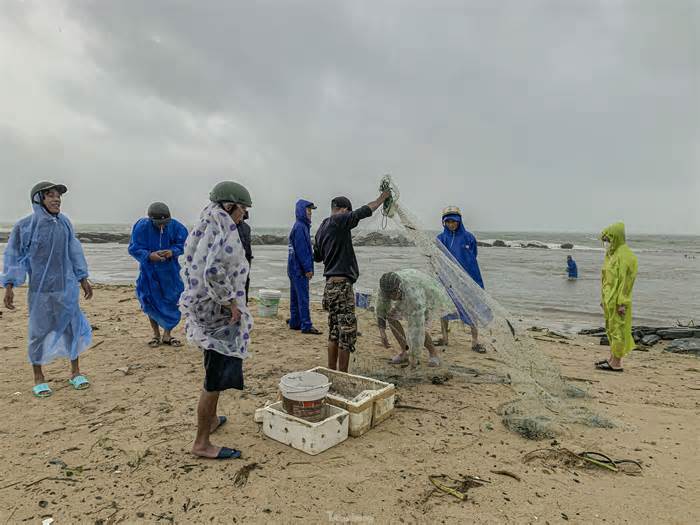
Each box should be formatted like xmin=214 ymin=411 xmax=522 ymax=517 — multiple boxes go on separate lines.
xmin=595 ymin=361 xmax=623 ymax=372
xmin=162 ymin=337 xmax=183 ymax=347
xmin=472 ymin=343 xmax=486 ymax=354
xmin=148 ymin=337 xmax=161 ymax=348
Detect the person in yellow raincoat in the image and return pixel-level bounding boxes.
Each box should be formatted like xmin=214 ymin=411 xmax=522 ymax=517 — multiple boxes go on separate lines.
xmin=595 ymin=222 xmax=638 ymax=372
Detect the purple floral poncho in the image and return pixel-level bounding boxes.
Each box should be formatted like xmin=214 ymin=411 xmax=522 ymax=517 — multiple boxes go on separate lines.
xmin=179 ymin=203 xmax=253 ymax=359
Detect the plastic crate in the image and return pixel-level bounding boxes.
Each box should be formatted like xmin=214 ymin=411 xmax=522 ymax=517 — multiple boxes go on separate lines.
xmin=308 ymin=367 xmax=395 ymax=437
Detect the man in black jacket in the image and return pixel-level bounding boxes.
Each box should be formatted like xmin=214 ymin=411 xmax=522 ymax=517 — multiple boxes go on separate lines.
xmin=238 ymin=211 xmax=253 ymax=304
xmin=313 ymin=191 xmax=390 ymax=371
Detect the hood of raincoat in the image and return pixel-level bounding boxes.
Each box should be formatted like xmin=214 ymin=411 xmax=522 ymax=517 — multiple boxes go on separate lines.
xmin=601 ymin=222 xmax=626 ymax=254
xmin=295 ymin=199 xmax=315 ymax=226
xmin=442 ymin=214 xmax=465 ymax=234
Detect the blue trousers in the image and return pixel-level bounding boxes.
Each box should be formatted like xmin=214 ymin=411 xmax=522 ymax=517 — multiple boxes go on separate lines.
xmin=289 ymin=274 xmax=312 ymax=331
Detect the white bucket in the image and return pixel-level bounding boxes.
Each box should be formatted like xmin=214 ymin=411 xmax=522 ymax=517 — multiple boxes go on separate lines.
xmin=258 ymin=289 xmax=282 ymax=318
xmin=279 ymin=371 xmax=331 ymax=402
xmin=355 ymin=288 xmax=374 ymax=309
xmin=279 ymin=371 xmax=332 ymax=422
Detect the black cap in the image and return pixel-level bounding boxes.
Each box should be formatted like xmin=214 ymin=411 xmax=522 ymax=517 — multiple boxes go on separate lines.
xmin=148 ymin=202 xmax=171 ymax=226
xmin=331 ymin=196 xmax=352 ymax=211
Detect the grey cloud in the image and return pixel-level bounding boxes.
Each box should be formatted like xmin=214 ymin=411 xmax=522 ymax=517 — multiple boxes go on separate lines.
xmin=1 ymin=0 xmax=697 ymax=233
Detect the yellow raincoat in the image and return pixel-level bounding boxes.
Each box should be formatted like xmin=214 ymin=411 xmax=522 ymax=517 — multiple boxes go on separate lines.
xmin=601 ymin=222 xmax=638 ymax=358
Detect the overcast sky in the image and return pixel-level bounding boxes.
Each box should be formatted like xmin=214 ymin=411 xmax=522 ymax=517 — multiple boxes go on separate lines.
xmin=0 ymin=1 xmax=697 ymax=234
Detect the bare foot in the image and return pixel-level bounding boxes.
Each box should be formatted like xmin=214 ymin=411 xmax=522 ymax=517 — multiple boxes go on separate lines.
xmin=191 ymin=443 xmax=223 ymax=459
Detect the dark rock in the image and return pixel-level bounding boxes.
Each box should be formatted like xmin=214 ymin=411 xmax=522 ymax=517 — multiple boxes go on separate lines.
xmin=560 ymin=243 xmax=574 ymax=249
xmin=641 ymin=334 xmax=661 ymax=347
xmin=354 ymin=232 xmax=413 ymax=247
xmin=524 ymin=242 xmax=549 ymax=249
xmin=657 ymin=328 xmax=700 ymax=340
xmin=251 ymin=234 xmax=287 ymax=246
xmin=493 ymin=240 xmax=509 ymax=247
xmin=599 ymin=335 xmax=609 ymax=346
xmin=477 ymin=241 xmax=493 ymax=247
xmin=579 ymin=327 xmax=605 ymax=335
xmin=664 ymin=338 xmax=700 ymax=355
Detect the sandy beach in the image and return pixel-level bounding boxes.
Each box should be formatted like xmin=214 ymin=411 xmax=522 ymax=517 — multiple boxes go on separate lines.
xmin=0 ymin=284 xmax=698 ymax=524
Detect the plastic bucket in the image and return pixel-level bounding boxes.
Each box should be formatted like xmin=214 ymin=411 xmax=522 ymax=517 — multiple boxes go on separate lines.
xmin=355 ymin=288 xmax=373 ymax=309
xmin=279 ymin=371 xmax=331 ymax=422
xmin=258 ymin=289 xmax=282 ymax=318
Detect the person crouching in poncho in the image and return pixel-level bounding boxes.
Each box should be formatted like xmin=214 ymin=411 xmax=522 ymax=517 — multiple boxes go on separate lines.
xmin=180 ymin=181 xmax=254 ymax=460
xmin=1 ymin=182 xmax=93 ymax=398
xmin=376 ymin=270 xmax=455 ymax=369
xmin=128 ymin=202 xmax=188 ymax=348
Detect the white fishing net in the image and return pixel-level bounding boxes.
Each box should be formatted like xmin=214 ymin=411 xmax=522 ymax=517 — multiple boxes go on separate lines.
xmin=349 ymin=176 xmax=612 ymax=439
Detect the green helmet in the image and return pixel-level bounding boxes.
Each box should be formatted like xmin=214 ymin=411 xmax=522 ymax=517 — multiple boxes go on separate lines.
xmin=30 ymin=181 xmax=67 ymax=202
xmin=209 ymin=181 xmax=252 ymax=207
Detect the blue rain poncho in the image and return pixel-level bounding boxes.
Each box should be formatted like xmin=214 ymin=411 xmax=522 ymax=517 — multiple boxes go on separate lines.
xmin=437 ymin=213 xmax=487 ymax=326
xmin=0 ymin=204 xmax=92 ymax=365
xmin=128 ymin=218 xmax=189 ymax=330
xmin=567 ymin=258 xmax=578 ymax=279
xmin=437 ymin=214 xmax=484 ymax=288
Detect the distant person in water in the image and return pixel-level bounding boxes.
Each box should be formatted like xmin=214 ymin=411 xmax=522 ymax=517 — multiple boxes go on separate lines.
xmin=566 ymin=255 xmax=578 ymax=280
xmin=436 ymin=206 xmax=486 ymax=353
xmin=1 ymin=181 xmax=93 ymax=398
xmin=596 ymin=222 xmax=638 ymax=373
xmin=287 ymin=199 xmax=322 ymax=335
xmin=128 ymin=202 xmax=189 ymax=348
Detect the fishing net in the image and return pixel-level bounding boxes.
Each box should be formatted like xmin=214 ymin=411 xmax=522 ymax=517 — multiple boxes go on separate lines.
xmin=350 ymin=175 xmax=613 ymax=439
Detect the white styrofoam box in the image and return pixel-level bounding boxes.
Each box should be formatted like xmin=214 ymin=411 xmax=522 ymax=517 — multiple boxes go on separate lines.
xmin=307 ymin=367 xmax=395 ymax=438
xmin=261 ymin=401 xmax=349 ymax=456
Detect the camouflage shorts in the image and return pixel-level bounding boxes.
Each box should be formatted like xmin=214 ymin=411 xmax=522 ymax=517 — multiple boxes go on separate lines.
xmin=322 ymin=280 xmax=357 ymax=353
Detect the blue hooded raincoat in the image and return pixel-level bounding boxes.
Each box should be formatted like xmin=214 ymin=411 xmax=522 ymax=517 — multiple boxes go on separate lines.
xmin=567 ymin=257 xmax=578 ymax=279
xmin=0 ymin=204 xmax=92 ymax=365
xmin=287 ymin=199 xmax=315 ymax=331
xmin=128 ymin=218 xmax=189 ymax=330
xmin=437 ymin=213 xmax=485 ymax=326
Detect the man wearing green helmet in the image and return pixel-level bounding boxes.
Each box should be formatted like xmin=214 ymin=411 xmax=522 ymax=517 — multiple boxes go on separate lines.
xmin=180 ymin=181 xmax=254 ymax=459
xmin=1 ymin=182 xmax=94 ymax=398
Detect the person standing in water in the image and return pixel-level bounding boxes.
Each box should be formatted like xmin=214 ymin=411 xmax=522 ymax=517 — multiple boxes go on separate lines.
xmin=128 ymin=202 xmax=189 ymax=348
xmin=1 ymin=182 xmax=93 ymax=397
xmin=436 ymin=206 xmax=486 ymax=353
xmin=596 ymin=222 xmax=638 ymax=373
xmin=566 ymin=255 xmax=578 ymax=280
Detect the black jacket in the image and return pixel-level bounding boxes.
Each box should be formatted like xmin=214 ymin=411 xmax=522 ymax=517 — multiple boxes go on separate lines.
xmin=313 ymin=206 xmax=372 ymax=283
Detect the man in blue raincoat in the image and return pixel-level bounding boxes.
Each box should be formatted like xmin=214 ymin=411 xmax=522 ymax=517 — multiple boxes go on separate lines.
xmin=436 ymin=206 xmax=486 ymax=353
xmin=566 ymin=255 xmax=578 ymax=280
xmin=1 ymin=182 xmax=94 ymax=398
xmin=287 ymin=199 xmax=322 ymax=335
xmin=128 ymin=202 xmax=188 ymax=347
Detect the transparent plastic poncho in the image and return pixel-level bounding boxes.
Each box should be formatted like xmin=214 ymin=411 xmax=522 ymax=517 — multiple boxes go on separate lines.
xmin=0 ymin=204 xmax=92 ymax=365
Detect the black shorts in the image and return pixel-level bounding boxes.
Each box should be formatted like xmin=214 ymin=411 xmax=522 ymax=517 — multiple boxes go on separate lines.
xmin=203 ymin=350 xmax=244 ymax=392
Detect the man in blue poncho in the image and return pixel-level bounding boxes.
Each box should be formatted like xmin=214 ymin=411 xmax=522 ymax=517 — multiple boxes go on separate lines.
xmin=436 ymin=206 xmax=486 ymax=353
xmin=566 ymin=255 xmax=578 ymax=280
xmin=287 ymin=199 xmax=322 ymax=334
xmin=1 ymin=182 xmax=94 ymax=398
xmin=128 ymin=202 xmax=189 ymax=347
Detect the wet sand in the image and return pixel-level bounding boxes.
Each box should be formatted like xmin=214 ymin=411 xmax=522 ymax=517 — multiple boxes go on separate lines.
xmin=0 ymin=285 xmax=698 ymax=524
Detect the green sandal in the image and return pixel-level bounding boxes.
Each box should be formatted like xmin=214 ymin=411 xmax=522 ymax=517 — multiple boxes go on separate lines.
xmin=32 ymin=383 xmax=53 ymax=398
xmin=69 ymin=375 xmax=91 ymax=390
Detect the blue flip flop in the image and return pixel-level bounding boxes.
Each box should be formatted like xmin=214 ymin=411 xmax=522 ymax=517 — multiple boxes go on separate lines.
xmin=32 ymin=383 xmax=52 ymax=398
xmin=215 ymin=447 xmax=241 ymax=460
xmin=211 ymin=416 xmax=227 ymax=434
xmin=69 ymin=375 xmax=91 ymax=390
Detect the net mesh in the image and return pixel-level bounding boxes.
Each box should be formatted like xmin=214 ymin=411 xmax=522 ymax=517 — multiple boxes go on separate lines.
xmin=349 ymin=176 xmax=613 ymax=439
